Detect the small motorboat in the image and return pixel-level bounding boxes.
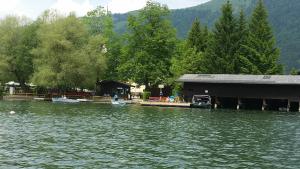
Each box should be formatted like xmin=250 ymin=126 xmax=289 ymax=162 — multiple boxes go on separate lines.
xmin=76 ymin=98 xmax=93 ymax=102
xmin=111 ymin=95 xmax=126 ymax=106
xmin=52 ymin=96 xmax=80 ymax=103
xmin=190 ymin=95 xmax=211 ymax=108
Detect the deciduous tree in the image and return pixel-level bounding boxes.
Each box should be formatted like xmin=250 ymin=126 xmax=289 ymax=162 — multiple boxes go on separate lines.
xmin=118 ymin=1 xmax=177 ymax=89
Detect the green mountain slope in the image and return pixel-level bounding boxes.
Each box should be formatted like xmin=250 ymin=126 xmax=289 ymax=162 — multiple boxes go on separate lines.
xmin=113 ymin=0 xmax=300 ymax=71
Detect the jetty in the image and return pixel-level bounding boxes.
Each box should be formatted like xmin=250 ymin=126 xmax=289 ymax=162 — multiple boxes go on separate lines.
xmin=141 ymin=101 xmax=190 ymax=108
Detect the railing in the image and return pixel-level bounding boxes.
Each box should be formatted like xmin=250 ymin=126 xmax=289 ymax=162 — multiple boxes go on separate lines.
xmin=11 ymin=93 xmax=36 ymax=97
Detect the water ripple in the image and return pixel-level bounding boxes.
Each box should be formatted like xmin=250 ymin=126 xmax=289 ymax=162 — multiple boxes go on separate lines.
xmin=0 ymin=101 xmax=300 ymax=168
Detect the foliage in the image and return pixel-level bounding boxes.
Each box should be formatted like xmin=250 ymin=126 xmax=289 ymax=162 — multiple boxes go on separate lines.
xmin=241 ymin=0 xmax=282 ymax=74
xmin=171 ymin=42 xmax=204 ymax=81
xmin=142 ymin=91 xmax=151 ymax=101
xmin=113 ymin=0 xmax=300 ymax=72
xmin=31 ymin=13 xmax=106 ymax=89
xmin=118 ymin=1 xmax=177 ymax=89
xmin=186 ymin=18 xmax=209 ymax=52
xmin=83 ymin=6 xmax=123 ymax=81
xmin=290 ymin=68 xmax=299 ymax=75
xmin=202 ymin=1 xmax=240 ymax=74
xmin=0 ymin=16 xmax=38 ymax=90
xmin=0 ymin=85 xmax=3 ymax=97
xmin=0 ymin=0 xmax=289 ymax=95
xmin=83 ymin=6 xmax=109 ymax=35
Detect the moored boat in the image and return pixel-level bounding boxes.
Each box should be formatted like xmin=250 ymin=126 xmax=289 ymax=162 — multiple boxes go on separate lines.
xmin=111 ymin=95 xmax=126 ymax=106
xmin=76 ymin=98 xmax=93 ymax=102
xmin=190 ymin=95 xmax=211 ymax=108
xmin=52 ymin=96 xmax=80 ymax=103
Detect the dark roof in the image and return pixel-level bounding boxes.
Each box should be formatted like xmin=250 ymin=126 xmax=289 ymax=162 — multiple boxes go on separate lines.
xmin=178 ymin=74 xmax=300 ymax=85
xmin=97 ymin=80 xmax=131 ymax=87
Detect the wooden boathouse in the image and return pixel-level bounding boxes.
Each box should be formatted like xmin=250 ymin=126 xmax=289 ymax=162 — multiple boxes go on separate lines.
xmin=178 ymin=74 xmax=300 ymax=111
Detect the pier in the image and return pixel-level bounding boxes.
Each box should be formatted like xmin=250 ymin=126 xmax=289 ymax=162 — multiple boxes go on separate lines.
xmin=141 ymin=101 xmax=191 ymax=108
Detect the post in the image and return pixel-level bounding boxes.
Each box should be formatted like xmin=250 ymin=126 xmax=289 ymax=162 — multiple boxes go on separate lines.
xmin=298 ymin=100 xmax=300 ymax=112
xmin=158 ymin=85 xmax=164 ymax=101
xmin=237 ymin=98 xmax=241 ymax=110
xmin=214 ymin=97 xmax=218 ymax=109
xmin=262 ymin=99 xmax=266 ymax=111
xmin=287 ymin=99 xmax=290 ymax=112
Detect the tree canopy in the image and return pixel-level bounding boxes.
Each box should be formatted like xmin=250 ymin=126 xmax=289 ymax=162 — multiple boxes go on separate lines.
xmin=118 ymin=1 xmax=177 ymax=89
xmin=0 ymin=16 xmax=37 ymax=89
xmin=0 ymin=0 xmax=285 ymax=94
xmin=31 ymin=13 xmax=106 ymax=89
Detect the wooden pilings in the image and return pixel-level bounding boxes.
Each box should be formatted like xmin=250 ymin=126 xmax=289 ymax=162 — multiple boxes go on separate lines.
xmin=214 ymin=97 xmax=219 ymax=109
xmin=212 ymin=97 xmax=300 ymax=112
xmin=237 ymin=98 xmax=242 ymax=110
xmin=262 ymin=99 xmax=267 ymax=111
xmin=287 ymin=100 xmax=291 ymax=112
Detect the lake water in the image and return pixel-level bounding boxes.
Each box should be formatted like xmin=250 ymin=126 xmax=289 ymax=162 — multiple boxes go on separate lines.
xmin=0 ymin=101 xmax=300 ymax=168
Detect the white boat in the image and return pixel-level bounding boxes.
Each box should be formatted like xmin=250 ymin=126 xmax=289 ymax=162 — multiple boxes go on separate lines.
xmin=76 ymin=99 xmax=93 ymax=102
xmin=111 ymin=99 xmax=126 ymax=106
xmin=52 ymin=96 xmax=80 ymax=103
xmin=111 ymin=95 xmax=126 ymax=106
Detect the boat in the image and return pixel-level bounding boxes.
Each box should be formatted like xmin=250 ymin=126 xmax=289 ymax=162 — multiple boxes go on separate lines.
xmin=76 ymin=98 xmax=93 ymax=102
xmin=190 ymin=95 xmax=211 ymax=108
xmin=52 ymin=96 xmax=80 ymax=103
xmin=111 ymin=95 xmax=126 ymax=106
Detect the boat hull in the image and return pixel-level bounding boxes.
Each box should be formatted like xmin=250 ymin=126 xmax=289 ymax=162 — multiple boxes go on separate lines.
xmin=111 ymin=100 xmax=126 ymax=106
xmin=52 ymin=98 xmax=80 ymax=103
xmin=190 ymin=103 xmax=211 ymax=109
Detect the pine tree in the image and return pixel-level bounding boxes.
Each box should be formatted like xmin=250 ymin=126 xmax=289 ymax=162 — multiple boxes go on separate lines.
xmin=187 ymin=18 xmax=208 ymax=52
xmin=243 ymin=0 xmax=282 ymax=74
xmin=235 ymin=9 xmax=253 ymax=74
xmin=203 ymin=1 xmax=239 ymax=74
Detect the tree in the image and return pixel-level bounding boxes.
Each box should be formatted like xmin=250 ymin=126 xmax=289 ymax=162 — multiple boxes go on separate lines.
xmin=290 ymin=68 xmax=298 ymax=75
xmin=202 ymin=1 xmax=239 ymax=74
xmin=84 ymin=6 xmax=108 ymax=35
xmin=235 ymin=9 xmax=254 ymax=74
xmin=84 ymin=6 xmax=122 ymax=81
xmin=0 ymin=16 xmax=38 ymax=90
xmin=32 ymin=13 xmax=106 ymax=90
xmin=242 ymin=0 xmax=282 ymax=74
xmin=171 ymin=42 xmax=204 ymax=78
xmin=118 ymin=1 xmax=177 ymax=89
xmin=187 ymin=18 xmax=209 ymax=53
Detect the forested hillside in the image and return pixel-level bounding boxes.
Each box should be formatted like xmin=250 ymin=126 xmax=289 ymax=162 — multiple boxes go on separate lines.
xmin=113 ymin=0 xmax=300 ymax=71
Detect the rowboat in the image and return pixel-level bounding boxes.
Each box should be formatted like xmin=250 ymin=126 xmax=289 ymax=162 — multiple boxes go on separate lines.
xmin=52 ymin=96 xmax=80 ymax=103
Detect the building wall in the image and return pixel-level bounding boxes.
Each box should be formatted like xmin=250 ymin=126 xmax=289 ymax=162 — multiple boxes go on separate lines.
xmin=97 ymin=81 xmax=130 ymax=98
xmin=183 ymin=82 xmax=300 ymax=101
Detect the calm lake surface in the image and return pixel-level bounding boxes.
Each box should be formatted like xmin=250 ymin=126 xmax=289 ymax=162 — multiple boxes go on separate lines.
xmin=0 ymin=101 xmax=300 ymax=168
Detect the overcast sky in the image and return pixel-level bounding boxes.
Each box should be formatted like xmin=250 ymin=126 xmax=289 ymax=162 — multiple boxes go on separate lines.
xmin=0 ymin=0 xmax=210 ymax=19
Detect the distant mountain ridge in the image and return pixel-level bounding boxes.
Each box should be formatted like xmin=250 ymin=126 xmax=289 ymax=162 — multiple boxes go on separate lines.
xmin=113 ymin=0 xmax=300 ymax=72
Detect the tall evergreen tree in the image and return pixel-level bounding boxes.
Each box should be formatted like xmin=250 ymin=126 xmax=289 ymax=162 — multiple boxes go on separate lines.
xmin=235 ymin=9 xmax=253 ymax=74
xmin=187 ymin=18 xmax=208 ymax=52
xmin=243 ymin=0 xmax=282 ymax=74
xmin=203 ymin=1 xmax=239 ymax=74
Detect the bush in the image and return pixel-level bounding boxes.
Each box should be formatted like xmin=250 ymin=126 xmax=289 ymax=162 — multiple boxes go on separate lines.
xmin=142 ymin=91 xmax=151 ymax=101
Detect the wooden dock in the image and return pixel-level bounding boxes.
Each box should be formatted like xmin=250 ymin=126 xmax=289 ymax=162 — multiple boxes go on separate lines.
xmin=141 ymin=101 xmax=191 ymax=108
xmin=3 ymin=95 xmax=34 ymax=101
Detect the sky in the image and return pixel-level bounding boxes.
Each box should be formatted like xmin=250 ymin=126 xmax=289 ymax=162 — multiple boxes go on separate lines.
xmin=0 ymin=0 xmax=210 ymax=19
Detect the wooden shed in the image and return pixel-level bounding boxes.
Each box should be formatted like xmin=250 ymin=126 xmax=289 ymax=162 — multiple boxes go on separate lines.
xmin=178 ymin=74 xmax=300 ymax=111
xmin=96 ymin=80 xmax=131 ymax=99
